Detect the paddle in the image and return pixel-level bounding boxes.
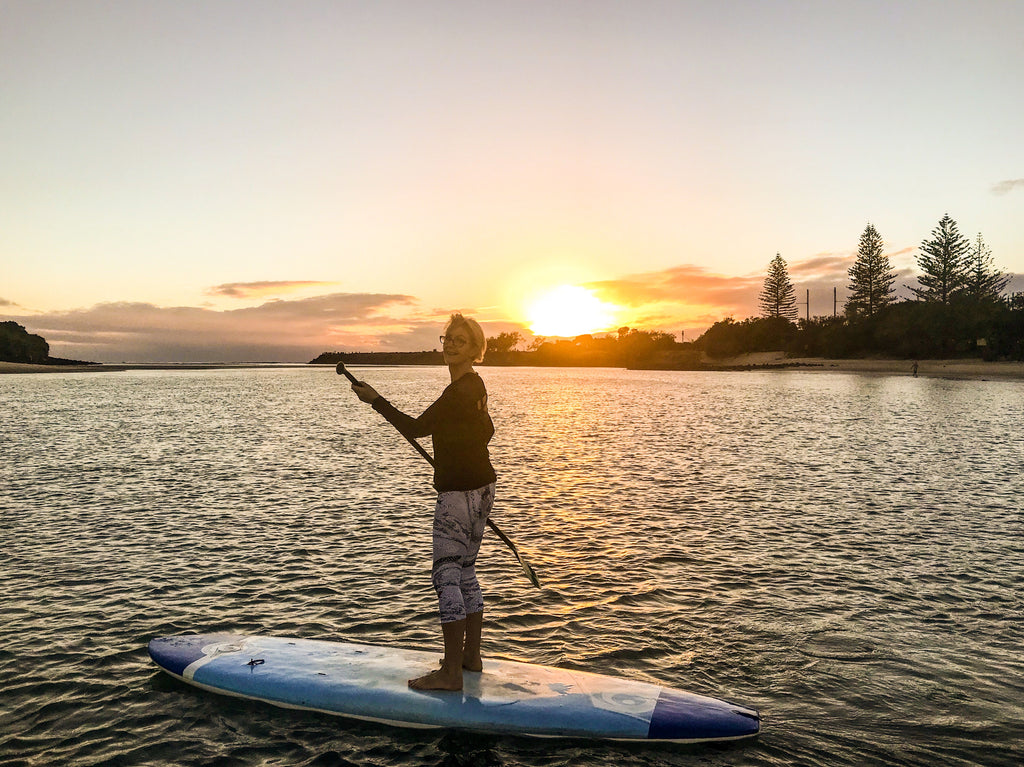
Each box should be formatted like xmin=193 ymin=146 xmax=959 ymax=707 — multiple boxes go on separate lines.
xmin=337 ymin=362 xmax=541 ymax=589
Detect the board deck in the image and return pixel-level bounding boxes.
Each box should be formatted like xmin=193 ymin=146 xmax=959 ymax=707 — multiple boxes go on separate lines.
xmin=148 ymin=633 xmax=760 ymax=743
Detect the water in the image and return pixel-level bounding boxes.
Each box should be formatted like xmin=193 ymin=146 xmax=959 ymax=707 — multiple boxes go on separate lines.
xmin=2 ymin=366 xmax=1022 ymax=766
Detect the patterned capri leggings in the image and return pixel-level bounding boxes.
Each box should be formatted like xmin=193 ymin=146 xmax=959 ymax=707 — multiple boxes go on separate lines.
xmin=431 ymin=483 xmax=495 ymax=624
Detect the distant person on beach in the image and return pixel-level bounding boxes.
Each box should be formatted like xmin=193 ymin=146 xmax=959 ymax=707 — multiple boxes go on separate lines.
xmin=349 ymin=313 xmax=496 ymax=691
xmin=912 ymin=361 xmax=919 ymax=377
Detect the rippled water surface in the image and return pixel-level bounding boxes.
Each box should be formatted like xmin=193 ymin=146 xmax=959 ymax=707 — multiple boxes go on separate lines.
xmin=2 ymin=366 xmax=1022 ymax=766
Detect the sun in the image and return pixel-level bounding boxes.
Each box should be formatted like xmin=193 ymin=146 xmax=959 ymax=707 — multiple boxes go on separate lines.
xmin=526 ymin=285 xmax=618 ymax=337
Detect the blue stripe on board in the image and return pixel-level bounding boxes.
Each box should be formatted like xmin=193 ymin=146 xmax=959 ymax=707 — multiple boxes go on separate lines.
xmin=148 ymin=634 xmax=230 ymax=677
xmin=646 ymin=688 xmax=760 ymax=741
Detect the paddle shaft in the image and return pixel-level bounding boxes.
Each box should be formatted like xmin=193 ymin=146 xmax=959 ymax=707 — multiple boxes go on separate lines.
xmin=339 ymin=363 xmax=436 ymax=465
xmin=337 ymin=362 xmax=540 ymax=588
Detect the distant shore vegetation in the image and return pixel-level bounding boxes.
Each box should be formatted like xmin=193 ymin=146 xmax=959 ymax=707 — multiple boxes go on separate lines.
xmin=316 ymin=215 xmax=1024 ymax=369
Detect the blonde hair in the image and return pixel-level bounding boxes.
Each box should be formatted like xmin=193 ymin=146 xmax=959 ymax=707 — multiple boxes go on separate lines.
xmin=444 ymin=313 xmax=486 ymax=363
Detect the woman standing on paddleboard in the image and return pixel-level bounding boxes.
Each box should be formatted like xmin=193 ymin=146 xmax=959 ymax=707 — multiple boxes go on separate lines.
xmin=350 ymin=313 xmax=496 ymax=691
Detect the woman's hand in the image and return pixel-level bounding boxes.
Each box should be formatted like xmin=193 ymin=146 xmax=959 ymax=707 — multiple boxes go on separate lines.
xmin=351 ymin=381 xmax=380 ymax=404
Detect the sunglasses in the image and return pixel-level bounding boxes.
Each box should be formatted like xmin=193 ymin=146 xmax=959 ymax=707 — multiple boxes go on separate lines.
xmin=440 ymin=335 xmax=470 ymax=348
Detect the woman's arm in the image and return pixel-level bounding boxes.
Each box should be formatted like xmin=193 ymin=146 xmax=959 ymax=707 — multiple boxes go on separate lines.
xmin=350 ymin=380 xmax=432 ymax=438
xmin=353 ymin=377 xmax=471 ymax=440
xmin=372 ymin=396 xmax=438 ymax=439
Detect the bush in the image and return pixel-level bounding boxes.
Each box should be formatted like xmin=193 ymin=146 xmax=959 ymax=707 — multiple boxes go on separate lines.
xmin=0 ymin=322 xmax=49 ymax=363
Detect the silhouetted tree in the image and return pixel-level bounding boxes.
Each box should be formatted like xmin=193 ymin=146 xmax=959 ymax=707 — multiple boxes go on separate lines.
xmin=486 ymin=331 xmax=522 ymax=354
xmin=795 ymin=315 xmax=852 ymax=357
xmin=871 ymin=301 xmax=954 ymax=357
xmin=697 ymin=317 xmax=743 ymax=357
xmin=0 ymin=321 xmax=49 ymax=363
xmin=759 ymin=253 xmax=798 ymax=320
xmin=698 ymin=316 xmax=797 ymax=357
xmin=963 ymin=233 xmax=1009 ymax=303
xmin=845 ymin=223 xmax=895 ymax=317
xmin=910 ymin=214 xmax=971 ymax=303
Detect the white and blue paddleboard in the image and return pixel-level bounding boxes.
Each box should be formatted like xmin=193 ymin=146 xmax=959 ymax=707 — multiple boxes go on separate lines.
xmin=148 ymin=634 xmax=759 ymax=743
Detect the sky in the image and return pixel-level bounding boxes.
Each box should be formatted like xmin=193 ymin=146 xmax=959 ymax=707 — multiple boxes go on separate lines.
xmin=2 ymin=0 xmax=1022 ymax=362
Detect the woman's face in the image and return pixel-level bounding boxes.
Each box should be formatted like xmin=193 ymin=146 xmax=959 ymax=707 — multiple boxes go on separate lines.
xmin=441 ymin=325 xmax=476 ymax=365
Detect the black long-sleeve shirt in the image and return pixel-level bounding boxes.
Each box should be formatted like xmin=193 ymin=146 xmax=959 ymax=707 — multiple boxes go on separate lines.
xmin=372 ymin=371 xmax=496 ymax=492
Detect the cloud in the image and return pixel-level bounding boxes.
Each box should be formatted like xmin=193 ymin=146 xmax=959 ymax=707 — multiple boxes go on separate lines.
xmin=992 ymin=179 xmax=1024 ymax=195
xmin=206 ymin=281 xmax=340 ymax=298
xmin=590 ymin=265 xmax=759 ymax=309
xmin=3 ymin=289 xmax=544 ymax=362
xmin=788 ymin=253 xmax=851 ymax=279
xmin=585 ymin=265 xmax=762 ymax=338
xmin=9 ymin=249 xmax=986 ymax=359
xmin=0 ymin=297 xmax=16 ymax=307
xmin=6 ymin=293 xmax=425 ymax=363
xmin=585 ymin=250 xmax=920 ymax=337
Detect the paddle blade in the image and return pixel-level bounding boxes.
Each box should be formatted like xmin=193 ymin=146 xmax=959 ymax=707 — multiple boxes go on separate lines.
xmin=518 ymin=557 xmax=542 ymax=590
xmin=486 ymin=518 xmax=541 ymax=589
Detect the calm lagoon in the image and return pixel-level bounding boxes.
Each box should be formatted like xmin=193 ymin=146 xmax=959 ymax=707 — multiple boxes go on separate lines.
xmin=2 ymin=366 xmax=1022 ymax=766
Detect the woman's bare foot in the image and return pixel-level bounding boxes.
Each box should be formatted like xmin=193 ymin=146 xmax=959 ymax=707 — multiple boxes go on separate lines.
xmin=438 ymin=656 xmax=483 ymax=672
xmin=409 ymin=667 xmax=463 ymax=691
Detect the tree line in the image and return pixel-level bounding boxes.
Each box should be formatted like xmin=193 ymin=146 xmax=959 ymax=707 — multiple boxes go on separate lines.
xmin=704 ymin=214 xmax=1022 ymax=360
xmin=483 ymin=327 xmax=678 ymax=367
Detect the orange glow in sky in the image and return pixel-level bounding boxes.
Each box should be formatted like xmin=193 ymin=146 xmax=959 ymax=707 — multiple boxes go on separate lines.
xmin=526 ymin=285 xmax=619 ymax=337
xmin=3 ymin=3 xmax=1023 ymax=362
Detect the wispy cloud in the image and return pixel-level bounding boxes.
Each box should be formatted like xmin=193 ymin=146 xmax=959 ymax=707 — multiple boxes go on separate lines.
xmin=789 ymin=253 xmax=851 ymax=279
xmin=992 ymin=179 xmax=1024 ymax=195
xmin=590 ymin=265 xmax=758 ymax=309
xmin=206 ymin=281 xmax=340 ymax=298
xmin=586 ymin=265 xmax=764 ymax=338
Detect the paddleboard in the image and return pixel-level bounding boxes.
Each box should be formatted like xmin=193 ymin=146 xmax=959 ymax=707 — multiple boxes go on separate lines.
xmin=148 ymin=633 xmax=760 ymax=743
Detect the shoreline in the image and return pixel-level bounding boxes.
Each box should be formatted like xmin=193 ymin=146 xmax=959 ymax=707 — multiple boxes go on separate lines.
xmin=0 ymin=362 xmax=311 ymax=374
xmin=3 ymin=357 xmax=1023 ymax=380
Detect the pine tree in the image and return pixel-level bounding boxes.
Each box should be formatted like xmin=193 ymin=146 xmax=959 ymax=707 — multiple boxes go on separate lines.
xmin=845 ymin=223 xmax=896 ymax=317
xmin=910 ymin=214 xmax=971 ymax=303
xmin=759 ymin=253 xmax=798 ymax=320
xmin=964 ymin=233 xmax=1009 ymax=303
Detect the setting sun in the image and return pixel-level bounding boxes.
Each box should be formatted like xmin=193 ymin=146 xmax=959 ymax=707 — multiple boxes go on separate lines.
xmin=526 ymin=285 xmax=618 ymax=337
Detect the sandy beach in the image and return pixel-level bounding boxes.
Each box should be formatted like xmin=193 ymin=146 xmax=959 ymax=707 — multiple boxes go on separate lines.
xmin=704 ymin=353 xmax=1024 ymax=380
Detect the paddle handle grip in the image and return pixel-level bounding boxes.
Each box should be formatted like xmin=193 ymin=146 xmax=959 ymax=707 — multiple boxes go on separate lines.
xmin=336 ymin=362 xmax=359 ymax=385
